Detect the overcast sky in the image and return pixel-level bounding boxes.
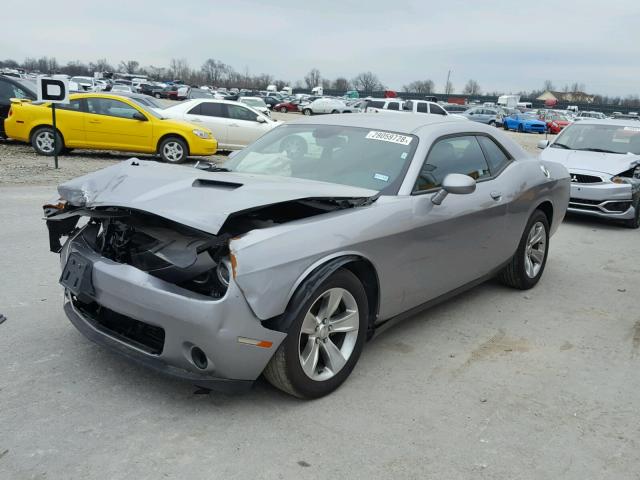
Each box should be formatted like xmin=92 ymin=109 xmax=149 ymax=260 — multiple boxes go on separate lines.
xmin=4 ymin=0 xmax=640 ymax=96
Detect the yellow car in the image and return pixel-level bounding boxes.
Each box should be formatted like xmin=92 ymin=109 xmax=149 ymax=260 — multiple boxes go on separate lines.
xmin=5 ymin=93 xmax=217 ymax=163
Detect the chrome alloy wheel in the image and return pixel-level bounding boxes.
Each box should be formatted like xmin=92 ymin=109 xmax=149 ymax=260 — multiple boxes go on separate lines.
xmin=524 ymin=221 xmax=546 ymax=278
xmin=298 ymin=288 xmax=360 ymax=381
xmin=162 ymin=141 xmax=184 ymax=162
xmin=35 ymin=131 xmax=55 ymax=154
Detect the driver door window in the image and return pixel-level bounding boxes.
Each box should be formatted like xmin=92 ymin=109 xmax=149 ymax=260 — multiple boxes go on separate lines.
xmin=415 ymin=136 xmax=491 ymax=192
xmin=226 ymin=104 xmax=259 ymax=122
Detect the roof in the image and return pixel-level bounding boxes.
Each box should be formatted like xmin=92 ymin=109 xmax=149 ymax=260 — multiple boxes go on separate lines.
xmin=289 ymin=112 xmax=462 ymax=134
xmin=569 ymin=119 xmax=640 ymax=127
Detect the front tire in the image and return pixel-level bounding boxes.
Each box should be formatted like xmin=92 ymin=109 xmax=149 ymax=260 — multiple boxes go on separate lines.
xmin=158 ymin=136 xmax=188 ymax=163
xmin=263 ymin=268 xmax=368 ymax=398
xmin=303 ymin=109 xmax=312 ymax=116
xmin=624 ymin=197 xmax=640 ymax=229
xmin=31 ymin=127 xmax=64 ymax=156
xmin=498 ymin=210 xmax=550 ymax=289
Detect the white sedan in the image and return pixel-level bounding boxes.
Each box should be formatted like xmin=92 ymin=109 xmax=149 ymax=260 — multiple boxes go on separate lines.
xmin=301 ymin=98 xmax=353 ymax=115
xmin=162 ymin=99 xmax=279 ymax=150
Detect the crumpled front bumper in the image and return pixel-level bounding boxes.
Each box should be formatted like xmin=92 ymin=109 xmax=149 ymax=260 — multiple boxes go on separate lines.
xmin=60 ymin=236 xmax=286 ymax=392
xmin=568 ymin=181 xmax=636 ymax=220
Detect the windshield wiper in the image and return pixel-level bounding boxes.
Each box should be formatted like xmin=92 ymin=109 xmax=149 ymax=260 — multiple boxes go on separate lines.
xmin=194 ymin=161 xmax=231 ymax=172
xmin=551 ymin=143 xmax=571 ymax=149
xmin=576 ymin=148 xmax=621 ymax=154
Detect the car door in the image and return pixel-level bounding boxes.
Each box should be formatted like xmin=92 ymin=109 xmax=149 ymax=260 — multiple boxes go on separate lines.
xmin=0 ymin=78 xmax=35 ymax=135
xmin=400 ymin=135 xmax=508 ymax=307
xmin=51 ymin=98 xmax=86 ymax=146
xmin=224 ymin=104 xmax=269 ymax=148
xmin=84 ymin=97 xmax=153 ymax=151
xmin=183 ymin=101 xmax=228 ymax=148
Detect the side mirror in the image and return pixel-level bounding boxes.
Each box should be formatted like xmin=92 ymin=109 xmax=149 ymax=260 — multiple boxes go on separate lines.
xmin=468 ymin=112 xmax=474 ymax=115
xmin=256 ymin=115 xmax=267 ymax=123
xmin=132 ymin=112 xmax=147 ymax=121
xmin=537 ymin=140 xmax=549 ymax=149
xmin=431 ymin=174 xmax=476 ymax=205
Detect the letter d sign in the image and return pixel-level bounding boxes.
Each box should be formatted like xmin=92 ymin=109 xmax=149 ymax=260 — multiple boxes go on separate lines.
xmin=37 ymin=76 xmax=69 ymax=104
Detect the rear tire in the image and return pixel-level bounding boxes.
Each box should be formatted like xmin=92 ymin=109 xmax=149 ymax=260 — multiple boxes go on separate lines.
xmin=154 ymin=93 xmax=161 ymax=99
xmin=280 ymin=107 xmax=287 ymax=113
xmin=303 ymin=109 xmax=312 ymax=116
xmin=331 ymin=110 xmax=338 ymax=114
xmin=158 ymin=136 xmax=188 ymax=163
xmin=498 ymin=210 xmax=550 ymax=290
xmin=263 ymin=268 xmax=368 ymax=398
xmin=31 ymin=126 xmax=64 ymax=156
xmin=624 ymin=197 xmax=640 ymax=229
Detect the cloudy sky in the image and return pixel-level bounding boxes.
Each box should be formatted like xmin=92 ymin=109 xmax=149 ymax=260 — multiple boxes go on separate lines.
xmin=4 ymin=0 xmax=640 ymax=96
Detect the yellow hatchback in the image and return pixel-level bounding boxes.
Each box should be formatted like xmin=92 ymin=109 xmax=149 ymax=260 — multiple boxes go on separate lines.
xmin=5 ymin=93 xmax=217 ymax=163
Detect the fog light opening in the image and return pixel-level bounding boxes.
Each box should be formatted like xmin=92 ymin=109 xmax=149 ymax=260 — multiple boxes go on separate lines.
xmin=191 ymin=346 xmax=208 ymax=370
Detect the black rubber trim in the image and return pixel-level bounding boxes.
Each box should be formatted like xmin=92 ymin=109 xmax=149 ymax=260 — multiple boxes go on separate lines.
xmin=64 ymin=302 xmax=252 ymax=394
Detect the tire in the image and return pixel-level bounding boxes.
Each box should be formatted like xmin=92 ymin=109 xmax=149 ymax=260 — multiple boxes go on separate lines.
xmin=280 ymin=107 xmax=287 ymax=113
xmin=331 ymin=110 xmax=339 ymax=114
xmin=498 ymin=210 xmax=550 ymax=290
xmin=517 ymin=124 xmax=524 ymax=133
xmin=158 ymin=136 xmax=188 ymax=163
xmin=624 ymin=197 xmax=640 ymax=229
xmin=503 ymin=122 xmax=509 ymax=130
xmin=154 ymin=93 xmax=161 ymax=99
xmin=303 ymin=109 xmax=312 ymax=116
xmin=263 ymin=268 xmax=368 ymax=398
xmin=488 ymin=120 xmax=496 ymax=127
xmin=31 ymin=126 xmax=64 ymax=156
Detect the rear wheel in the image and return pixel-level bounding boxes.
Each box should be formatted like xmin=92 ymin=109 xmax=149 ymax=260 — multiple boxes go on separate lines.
xmin=624 ymin=197 xmax=640 ymax=229
xmin=263 ymin=268 xmax=368 ymax=398
xmin=154 ymin=93 xmax=161 ymax=99
xmin=331 ymin=109 xmax=339 ymax=114
xmin=303 ymin=109 xmax=312 ymax=116
xmin=31 ymin=127 xmax=64 ymax=156
xmin=280 ymin=107 xmax=287 ymax=113
xmin=488 ymin=120 xmax=496 ymax=127
xmin=498 ymin=210 xmax=549 ymax=289
xmin=158 ymin=136 xmax=188 ymax=163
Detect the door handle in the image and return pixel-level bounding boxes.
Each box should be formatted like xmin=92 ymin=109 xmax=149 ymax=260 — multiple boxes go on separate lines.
xmin=229 ymin=123 xmax=239 ymax=127
xmin=190 ymin=118 xmax=202 ymax=122
xmin=88 ymin=120 xmax=101 ymax=124
xmin=490 ymin=191 xmax=502 ymax=200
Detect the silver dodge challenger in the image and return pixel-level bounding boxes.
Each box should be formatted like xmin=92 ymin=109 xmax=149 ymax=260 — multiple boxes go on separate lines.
xmin=538 ymin=119 xmax=640 ymax=228
xmin=45 ymin=114 xmax=570 ymax=398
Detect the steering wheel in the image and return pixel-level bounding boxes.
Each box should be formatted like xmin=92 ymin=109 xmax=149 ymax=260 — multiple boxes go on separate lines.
xmin=280 ymin=135 xmax=308 ymax=160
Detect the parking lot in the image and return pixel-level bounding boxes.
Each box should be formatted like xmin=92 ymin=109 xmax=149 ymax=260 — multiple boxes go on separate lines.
xmin=1 ymin=125 xmax=639 ymax=479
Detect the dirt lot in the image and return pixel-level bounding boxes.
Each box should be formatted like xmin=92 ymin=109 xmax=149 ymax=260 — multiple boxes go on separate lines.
xmin=0 ymin=112 xmax=544 ymax=186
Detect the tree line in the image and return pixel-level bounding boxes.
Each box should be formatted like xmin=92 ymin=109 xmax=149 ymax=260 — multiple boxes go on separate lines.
xmin=1 ymin=57 xmax=639 ymax=106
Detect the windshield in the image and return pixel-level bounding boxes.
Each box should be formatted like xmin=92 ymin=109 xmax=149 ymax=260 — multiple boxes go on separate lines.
xmin=553 ymin=123 xmax=640 ymax=154
xmin=224 ymin=124 xmax=418 ymax=193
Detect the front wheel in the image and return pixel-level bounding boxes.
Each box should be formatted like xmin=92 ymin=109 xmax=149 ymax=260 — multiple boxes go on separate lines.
xmin=158 ymin=136 xmax=188 ymax=163
xmin=498 ymin=210 xmax=549 ymax=289
xmin=303 ymin=109 xmax=312 ymax=116
xmin=280 ymin=107 xmax=287 ymax=113
xmin=488 ymin=120 xmax=496 ymax=127
xmin=624 ymin=197 xmax=640 ymax=229
xmin=263 ymin=268 xmax=368 ymax=398
xmin=154 ymin=93 xmax=161 ymax=99
xmin=31 ymin=127 xmax=64 ymax=156
xmin=503 ymin=122 xmax=509 ymax=130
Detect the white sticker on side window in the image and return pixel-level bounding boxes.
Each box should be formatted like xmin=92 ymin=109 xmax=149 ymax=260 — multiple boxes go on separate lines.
xmin=623 ymin=126 xmax=640 ymax=132
xmin=366 ymin=131 xmax=413 ymax=145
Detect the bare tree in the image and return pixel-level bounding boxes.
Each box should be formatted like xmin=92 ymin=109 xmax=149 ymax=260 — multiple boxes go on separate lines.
xmin=169 ymin=58 xmax=190 ymax=81
xmin=321 ymin=78 xmax=331 ymax=90
xmin=543 ymin=80 xmax=554 ymax=91
xmin=332 ymin=77 xmax=350 ymax=91
xmin=0 ymin=59 xmax=19 ymax=69
xmin=201 ymin=58 xmax=228 ymax=86
xmin=570 ymin=82 xmax=585 ymax=93
xmin=304 ymin=68 xmax=322 ymax=89
xmin=444 ymin=79 xmax=454 ymax=95
xmin=403 ymin=80 xmax=434 ymax=94
xmin=274 ymin=79 xmax=288 ymax=90
xmin=463 ymin=79 xmax=481 ymax=95
xmin=352 ymin=71 xmax=383 ymax=92
xmin=119 ymin=60 xmax=139 ymax=74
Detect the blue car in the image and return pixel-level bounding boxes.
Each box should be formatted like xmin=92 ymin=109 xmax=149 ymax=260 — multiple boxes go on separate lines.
xmin=503 ymin=113 xmax=547 ymax=133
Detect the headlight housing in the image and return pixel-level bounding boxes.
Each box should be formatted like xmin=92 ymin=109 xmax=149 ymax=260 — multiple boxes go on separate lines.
xmin=192 ymin=129 xmax=211 ymax=139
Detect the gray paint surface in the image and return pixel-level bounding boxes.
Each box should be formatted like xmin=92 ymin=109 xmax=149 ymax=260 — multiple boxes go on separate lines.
xmin=2 ymin=186 xmax=639 ymax=480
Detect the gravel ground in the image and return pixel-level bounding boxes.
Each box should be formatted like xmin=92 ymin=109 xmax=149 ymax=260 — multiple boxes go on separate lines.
xmin=0 ymin=112 xmax=544 ymax=186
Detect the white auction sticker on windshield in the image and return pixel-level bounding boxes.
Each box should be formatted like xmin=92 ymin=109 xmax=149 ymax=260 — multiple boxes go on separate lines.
xmin=366 ymin=131 xmax=413 ymax=145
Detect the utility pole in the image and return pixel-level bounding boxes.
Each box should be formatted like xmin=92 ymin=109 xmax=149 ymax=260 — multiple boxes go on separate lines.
xmin=445 ymin=69 xmax=452 ymax=95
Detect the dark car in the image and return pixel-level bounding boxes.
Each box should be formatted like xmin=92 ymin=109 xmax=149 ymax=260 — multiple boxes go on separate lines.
xmin=154 ymin=85 xmax=178 ymax=99
xmin=0 ymin=75 xmax=36 ymax=138
xmin=261 ymin=96 xmax=279 ymax=109
xmin=139 ymin=83 xmax=162 ymax=97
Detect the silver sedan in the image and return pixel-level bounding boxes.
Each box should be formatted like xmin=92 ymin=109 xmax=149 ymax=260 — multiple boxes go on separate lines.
xmin=45 ymin=114 xmax=570 ymax=398
xmin=538 ymin=119 xmax=640 ymax=228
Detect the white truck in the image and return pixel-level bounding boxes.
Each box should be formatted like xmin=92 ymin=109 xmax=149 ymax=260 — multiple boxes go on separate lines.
xmin=497 ymin=95 xmax=520 ymax=109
